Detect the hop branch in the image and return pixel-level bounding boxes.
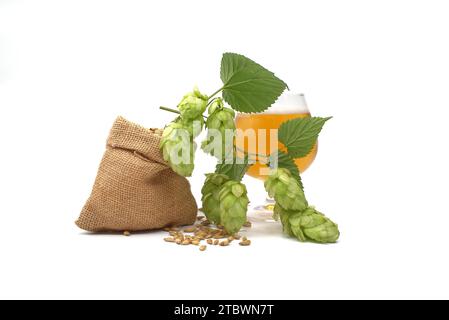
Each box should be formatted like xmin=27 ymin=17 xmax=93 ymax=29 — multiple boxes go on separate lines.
xmin=158 ymin=52 xmax=339 ymax=242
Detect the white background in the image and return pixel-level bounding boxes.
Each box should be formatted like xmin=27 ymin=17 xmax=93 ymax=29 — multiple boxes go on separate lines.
xmin=1 ymin=0 xmax=448 ymax=300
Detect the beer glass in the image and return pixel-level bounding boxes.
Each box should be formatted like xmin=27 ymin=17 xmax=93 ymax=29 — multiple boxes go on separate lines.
xmin=235 ymin=92 xmax=317 ymax=215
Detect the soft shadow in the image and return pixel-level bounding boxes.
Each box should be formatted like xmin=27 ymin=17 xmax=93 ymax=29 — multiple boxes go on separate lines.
xmin=243 ymin=219 xmax=283 ymax=238
xmin=78 ymin=229 xmax=162 ymax=236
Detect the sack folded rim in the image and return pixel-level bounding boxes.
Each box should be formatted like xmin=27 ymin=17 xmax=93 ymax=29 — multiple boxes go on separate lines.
xmin=107 ymin=116 xmax=167 ymax=165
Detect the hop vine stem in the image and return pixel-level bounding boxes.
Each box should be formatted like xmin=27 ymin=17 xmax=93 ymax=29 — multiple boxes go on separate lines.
xmin=206 ymin=97 xmax=219 ymax=108
xmin=159 ymin=106 xmax=207 ymax=119
xmin=159 ymin=106 xmax=181 ymax=115
xmin=208 ymin=87 xmax=223 ymax=100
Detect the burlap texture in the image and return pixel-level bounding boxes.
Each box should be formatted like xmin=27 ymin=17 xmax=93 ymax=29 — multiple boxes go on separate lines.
xmin=76 ymin=116 xmax=198 ymax=232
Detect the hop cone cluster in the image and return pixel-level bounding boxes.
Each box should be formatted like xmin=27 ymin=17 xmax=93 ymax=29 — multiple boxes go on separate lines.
xmin=201 ymin=98 xmax=236 ymax=158
xmin=160 ymin=87 xmax=208 ymax=176
xmin=218 ymin=181 xmax=249 ymax=234
xmin=264 ymin=168 xmax=308 ymax=211
xmin=201 ymin=173 xmax=230 ymax=224
xmin=201 ymin=174 xmax=249 ymax=234
xmin=160 ymin=119 xmax=196 ymax=177
xmin=288 ymin=207 xmax=340 ymax=243
xmin=179 ymin=115 xmax=204 ymax=138
xmin=273 ymin=203 xmax=295 ymax=236
xmin=266 ymin=168 xmax=340 ymax=243
xmin=178 ymin=87 xmax=208 ymax=120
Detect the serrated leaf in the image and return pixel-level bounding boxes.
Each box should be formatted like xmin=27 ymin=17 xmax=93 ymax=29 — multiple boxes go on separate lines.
xmin=269 ymin=151 xmax=303 ymax=189
xmin=278 ymin=117 xmax=331 ymax=158
xmin=215 ymin=153 xmax=250 ymax=182
xmin=220 ymin=53 xmax=288 ymax=113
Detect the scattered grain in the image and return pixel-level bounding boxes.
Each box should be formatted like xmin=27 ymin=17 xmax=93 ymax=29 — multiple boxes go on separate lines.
xmin=183 ymin=226 xmax=196 ymax=233
xmin=219 ymin=240 xmax=230 ymax=246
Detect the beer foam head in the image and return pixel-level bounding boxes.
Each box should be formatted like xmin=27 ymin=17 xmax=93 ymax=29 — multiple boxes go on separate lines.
xmin=264 ymin=91 xmax=309 ymax=114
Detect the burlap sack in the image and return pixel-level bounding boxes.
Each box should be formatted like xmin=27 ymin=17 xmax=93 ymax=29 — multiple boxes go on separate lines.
xmin=76 ymin=116 xmax=198 ymax=232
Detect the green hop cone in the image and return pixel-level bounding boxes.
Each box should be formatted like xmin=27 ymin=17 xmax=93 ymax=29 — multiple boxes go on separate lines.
xmin=179 ymin=115 xmax=204 ymax=138
xmin=289 ymin=206 xmax=340 ymax=243
xmin=160 ymin=120 xmax=196 ymax=177
xmin=201 ymin=173 xmax=230 ymax=224
xmin=218 ymin=180 xmax=249 ymax=234
xmin=273 ymin=203 xmax=295 ymax=237
xmin=201 ymin=99 xmax=236 ymax=158
xmin=178 ymin=86 xmax=208 ymax=120
xmin=264 ymin=168 xmax=308 ymax=211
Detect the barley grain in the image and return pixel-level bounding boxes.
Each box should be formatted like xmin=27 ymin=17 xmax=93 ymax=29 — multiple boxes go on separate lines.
xmin=184 ymin=226 xmax=196 ymax=233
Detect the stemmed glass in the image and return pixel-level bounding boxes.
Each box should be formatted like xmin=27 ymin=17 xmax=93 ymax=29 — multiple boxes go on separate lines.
xmin=235 ymin=92 xmax=317 ymax=218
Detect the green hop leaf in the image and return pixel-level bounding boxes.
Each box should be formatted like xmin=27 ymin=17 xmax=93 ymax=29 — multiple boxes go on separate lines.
xmin=178 ymin=86 xmax=208 ymax=120
xmin=264 ymin=168 xmax=308 ymax=211
xmin=160 ymin=120 xmax=196 ymax=177
xmin=289 ymin=207 xmax=340 ymax=243
xmin=218 ymin=180 xmax=249 ymax=234
xmin=201 ymin=173 xmax=230 ymax=224
xmin=278 ymin=116 xmax=331 ymax=158
xmin=220 ymin=53 xmax=288 ymax=113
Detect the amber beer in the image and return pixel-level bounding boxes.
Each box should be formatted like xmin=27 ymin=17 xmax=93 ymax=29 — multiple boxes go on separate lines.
xmin=235 ymin=94 xmax=317 ymax=180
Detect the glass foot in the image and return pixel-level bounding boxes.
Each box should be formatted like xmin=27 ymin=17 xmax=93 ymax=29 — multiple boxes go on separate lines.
xmin=249 ymin=198 xmax=276 ymax=222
